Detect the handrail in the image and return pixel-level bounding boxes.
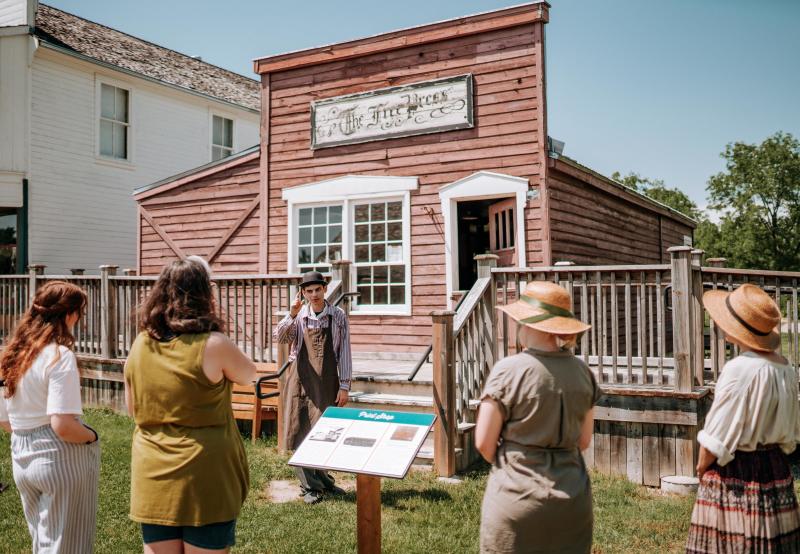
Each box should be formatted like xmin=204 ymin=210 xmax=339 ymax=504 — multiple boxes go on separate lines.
xmin=491 ymin=264 xmax=671 ymax=274
xmin=255 ymin=290 xmax=360 ymax=399
xmin=407 ymin=289 xmax=471 ymax=382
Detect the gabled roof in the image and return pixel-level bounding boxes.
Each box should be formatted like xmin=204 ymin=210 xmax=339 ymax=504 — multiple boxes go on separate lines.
xmin=34 ymin=4 xmax=260 ymax=111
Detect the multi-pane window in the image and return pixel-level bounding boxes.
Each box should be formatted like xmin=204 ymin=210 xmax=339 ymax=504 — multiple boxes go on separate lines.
xmin=99 ymin=84 xmax=129 ymax=159
xmin=212 ymin=115 xmax=233 ymax=161
xmin=354 ymin=201 xmax=405 ymax=306
xmin=297 ymin=205 xmax=343 ymax=272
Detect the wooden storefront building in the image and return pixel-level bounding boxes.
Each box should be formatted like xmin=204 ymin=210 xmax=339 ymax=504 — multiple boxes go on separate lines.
xmin=134 ymin=2 xmax=695 ymax=354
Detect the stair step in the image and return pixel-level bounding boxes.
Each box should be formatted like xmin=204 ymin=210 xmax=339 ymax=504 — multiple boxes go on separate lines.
xmin=468 ymin=399 xmax=481 ymax=410
xmin=347 ymin=391 xmax=434 ymax=414
xmin=457 ymin=422 xmax=476 ymax=433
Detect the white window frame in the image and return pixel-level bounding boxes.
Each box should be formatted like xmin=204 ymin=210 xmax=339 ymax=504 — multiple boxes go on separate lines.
xmin=284 ymin=175 xmax=418 ymax=316
xmin=95 ymin=77 xmax=133 ymax=167
xmin=211 ymin=113 xmax=235 ymax=161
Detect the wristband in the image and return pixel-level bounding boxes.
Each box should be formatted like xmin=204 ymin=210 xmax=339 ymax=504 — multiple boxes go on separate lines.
xmin=85 ymin=428 xmax=98 ymax=444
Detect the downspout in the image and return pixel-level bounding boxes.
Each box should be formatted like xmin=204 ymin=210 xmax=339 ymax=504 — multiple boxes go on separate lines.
xmin=17 ymin=178 xmax=28 ymax=273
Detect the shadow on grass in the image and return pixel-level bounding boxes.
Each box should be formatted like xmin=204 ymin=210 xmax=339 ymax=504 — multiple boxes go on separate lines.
xmin=326 ymin=487 xmax=452 ymax=508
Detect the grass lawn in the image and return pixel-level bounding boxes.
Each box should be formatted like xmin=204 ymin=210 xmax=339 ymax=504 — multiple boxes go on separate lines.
xmin=0 ymin=410 xmax=698 ymax=553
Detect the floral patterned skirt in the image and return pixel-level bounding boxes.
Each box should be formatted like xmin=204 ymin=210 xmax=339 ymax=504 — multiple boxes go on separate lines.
xmin=686 ymin=447 xmax=800 ymax=553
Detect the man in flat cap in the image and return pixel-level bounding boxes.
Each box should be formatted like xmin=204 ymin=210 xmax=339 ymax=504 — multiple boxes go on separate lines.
xmin=274 ymin=271 xmax=352 ymax=504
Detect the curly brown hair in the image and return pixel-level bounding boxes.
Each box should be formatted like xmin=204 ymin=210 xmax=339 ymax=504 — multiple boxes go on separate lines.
xmin=1 ymin=281 xmax=87 ymax=398
xmin=139 ymin=258 xmax=225 ymax=340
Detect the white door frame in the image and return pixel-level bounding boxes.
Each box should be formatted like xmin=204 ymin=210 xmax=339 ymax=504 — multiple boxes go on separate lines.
xmin=438 ymin=171 xmax=528 ymax=303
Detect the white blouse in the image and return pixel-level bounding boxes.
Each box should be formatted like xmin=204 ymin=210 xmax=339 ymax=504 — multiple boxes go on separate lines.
xmin=0 ymin=344 xmax=83 ymax=430
xmin=698 ymin=352 xmax=800 ymax=466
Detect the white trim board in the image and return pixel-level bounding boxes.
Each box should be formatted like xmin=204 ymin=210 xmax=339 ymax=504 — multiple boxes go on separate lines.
xmin=439 ymin=171 xmax=528 ymax=302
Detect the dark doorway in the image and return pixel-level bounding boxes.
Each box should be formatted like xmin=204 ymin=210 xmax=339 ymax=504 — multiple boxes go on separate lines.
xmin=456 ymin=199 xmax=493 ymax=291
xmin=0 ymin=209 xmax=17 ymax=274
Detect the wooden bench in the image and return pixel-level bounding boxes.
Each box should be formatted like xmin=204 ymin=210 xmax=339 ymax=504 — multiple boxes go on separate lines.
xmin=232 ymin=363 xmax=280 ymax=443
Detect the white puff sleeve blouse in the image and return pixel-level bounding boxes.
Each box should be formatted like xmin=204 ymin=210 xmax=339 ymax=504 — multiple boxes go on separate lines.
xmin=698 ymin=352 xmax=800 ymax=466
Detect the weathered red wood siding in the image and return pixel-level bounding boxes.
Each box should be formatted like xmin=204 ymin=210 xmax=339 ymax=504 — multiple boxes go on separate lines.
xmin=547 ymin=159 xmax=695 ymax=265
xmin=262 ymin=20 xmax=547 ymax=352
xmin=138 ymin=157 xmax=261 ymax=275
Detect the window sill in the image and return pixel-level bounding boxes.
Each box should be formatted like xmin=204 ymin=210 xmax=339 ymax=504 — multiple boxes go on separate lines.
xmin=94 ymin=156 xmax=136 ymax=171
xmin=350 ymin=308 xmax=412 ymax=317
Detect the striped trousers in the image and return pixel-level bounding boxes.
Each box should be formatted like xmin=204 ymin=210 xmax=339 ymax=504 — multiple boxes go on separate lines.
xmin=11 ymin=424 xmax=100 ymax=554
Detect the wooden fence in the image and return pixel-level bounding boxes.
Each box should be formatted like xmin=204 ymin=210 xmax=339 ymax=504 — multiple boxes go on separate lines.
xmin=431 ymin=246 xmax=800 ymax=482
xmin=0 ymin=265 xmax=305 ymax=363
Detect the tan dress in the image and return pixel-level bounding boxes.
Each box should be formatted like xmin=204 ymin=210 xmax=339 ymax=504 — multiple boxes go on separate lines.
xmin=125 ymin=332 xmax=249 ymax=526
xmin=480 ymin=348 xmax=601 ymax=554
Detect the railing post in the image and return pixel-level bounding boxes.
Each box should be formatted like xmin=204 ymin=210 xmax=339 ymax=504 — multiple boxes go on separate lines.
xmin=705 ymin=258 xmax=727 ymax=268
xmin=669 ymin=247 xmax=694 ymax=392
xmin=330 ymin=259 xmax=352 ymax=316
xmin=27 ymin=264 xmax=45 ymax=303
xmin=275 ymin=314 xmax=290 ymax=454
xmin=475 ymin=254 xmax=499 ymax=365
xmin=431 ymin=310 xmax=456 ymax=477
xmin=122 ymin=268 xmax=137 ymax=276
xmin=691 ymin=250 xmax=705 ymax=385
xmin=100 ymin=265 xmax=119 ymax=359
xmin=69 ymin=268 xmax=85 ymax=276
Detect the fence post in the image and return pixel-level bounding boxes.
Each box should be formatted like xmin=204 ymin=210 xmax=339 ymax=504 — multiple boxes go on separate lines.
xmin=691 ymin=250 xmax=705 ymax=386
xmin=669 ymin=247 xmax=694 ymax=392
xmin=123 ymin=268 xmax=137 ymax=276
xmin=476 ymin=254 xmax=499 ymax=365
xmin=69 ymin=268 xmax=85 ymax=276
xmin=705 ymin=258 xmax=727 ymax=268
xmin=704 ymin=258 xmax=727 ymax=377
xmin=275 ymin=316 xmax=290 ymax=454
xmin=100 ymin=265 xmax=119 ymax=359
xmin=431 ymin=310 xmax=456 ymax=477
xmin=330 ymin=260 xmax=352 ymax=316
xmin=27 ymin=264 xmax=45 ymax=303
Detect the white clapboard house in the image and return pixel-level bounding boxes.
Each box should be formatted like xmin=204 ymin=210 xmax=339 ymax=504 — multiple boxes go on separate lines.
xmin=0 ymin=0 xmax=260 ymax=273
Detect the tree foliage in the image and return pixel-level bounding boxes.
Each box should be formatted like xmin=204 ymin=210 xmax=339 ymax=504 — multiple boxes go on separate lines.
xmin=704 ymin=132 xmax=800 ymax=270
xmin=611 ymin=171 xmax=702 ymax=220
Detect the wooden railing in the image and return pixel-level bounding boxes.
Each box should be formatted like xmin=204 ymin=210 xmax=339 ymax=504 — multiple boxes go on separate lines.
xmin=0 ymin=265 xmax=306 ymax=363
xmin=430 ymin=247 xmax=800 ymax=477
xmin=701 ymin=262 xmax=800 ymax=381
xmin=494 ymin=263 xmax=675 ymax=386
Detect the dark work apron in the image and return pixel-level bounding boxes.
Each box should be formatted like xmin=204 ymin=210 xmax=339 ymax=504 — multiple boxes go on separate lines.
xmin=284 ymin=317 xmax=340 ymax=450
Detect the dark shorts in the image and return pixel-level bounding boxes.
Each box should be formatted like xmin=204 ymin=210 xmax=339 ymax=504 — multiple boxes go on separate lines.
xmin=141 ymin=520 xmax=236 ymax=550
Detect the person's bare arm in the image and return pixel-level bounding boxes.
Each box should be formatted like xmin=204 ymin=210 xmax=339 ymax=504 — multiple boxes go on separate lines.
xmin=696 ymin=445 xmax=717 ymax=478
xmin=50 ymin=414 xmax=96 ymax=443
xmin=204 ymin=332 xmax=257 ymax=386
xmin=123 ymin=359 xmax=134 ymax=417
xmin=475 ymin=399 xmax=504 ymax=463
xmin=578 ymin=408 xmax=594 ymax=451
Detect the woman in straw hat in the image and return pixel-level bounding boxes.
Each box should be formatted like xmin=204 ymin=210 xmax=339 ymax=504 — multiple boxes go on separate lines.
xmin=686 ymin=283 xmax=800 ymax=553
xmin=475 ymin=281 xmax=600 ymax=554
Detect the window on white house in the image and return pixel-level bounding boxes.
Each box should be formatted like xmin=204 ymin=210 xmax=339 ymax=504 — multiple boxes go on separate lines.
xmin=212 ymin=115 xmax=233 ymax=161
xmin=354 ymin=200 xmax=405 ymax=306
xmin=99 ymin=84 xmax=129 ymax=159
xmin=297 ymin=205 xmax=343 ymax=272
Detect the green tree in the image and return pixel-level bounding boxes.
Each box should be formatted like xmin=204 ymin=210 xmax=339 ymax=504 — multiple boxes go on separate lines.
xmin=706 ymin=131 xmax=800 ymax=270
xmin=611 ymin=171 xmax=702 ymax=220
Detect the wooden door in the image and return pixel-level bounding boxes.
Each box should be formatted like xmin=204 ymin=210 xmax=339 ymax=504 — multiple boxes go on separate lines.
xmin=488 ymin=198 xmax=517 ymax=267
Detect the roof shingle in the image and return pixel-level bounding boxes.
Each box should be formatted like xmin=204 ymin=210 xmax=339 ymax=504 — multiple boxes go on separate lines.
xmin=34 ymin=4 xmax=260 ymax=111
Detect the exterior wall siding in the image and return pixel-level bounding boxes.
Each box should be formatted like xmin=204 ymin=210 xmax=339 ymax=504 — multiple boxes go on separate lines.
xmin=547 ymin=165 xmax=695 ymax=265
xmin=27 ymin=48 xmax=259 ymax=274
xmin=138 ymin=156 xmax=261 ymax=275
xmin=264 ymin=22 xmax=547 ymax=352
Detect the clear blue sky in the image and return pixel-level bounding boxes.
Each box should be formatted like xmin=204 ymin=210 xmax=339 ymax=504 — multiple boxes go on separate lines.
xmin=46 ymin=0 xmax=799 ymax=208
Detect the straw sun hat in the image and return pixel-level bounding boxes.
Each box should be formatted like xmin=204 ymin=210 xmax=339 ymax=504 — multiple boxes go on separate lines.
xmin=703 ymin=283 xmax=781 ymax=352
xmin=499 ymin=281 xmax=590 ymax=336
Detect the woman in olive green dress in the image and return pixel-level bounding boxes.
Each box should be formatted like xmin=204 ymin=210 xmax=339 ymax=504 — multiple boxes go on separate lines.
xmin=476 ymin=281 xmax=600 ymax=554
xmin=124 ymin=256 xmax=256 ymax=554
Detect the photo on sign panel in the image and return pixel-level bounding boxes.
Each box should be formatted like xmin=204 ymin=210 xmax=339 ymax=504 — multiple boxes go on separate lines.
xmin=309 ymin=425 xmax=345 ymax=443
xmin=343 ymin=437 xmax=377 ymax=448
xmin=390 ymin=425 xmax=419 ymax=442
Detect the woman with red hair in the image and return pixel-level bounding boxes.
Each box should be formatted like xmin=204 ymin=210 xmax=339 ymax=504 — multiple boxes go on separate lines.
xmin=0 ymin=281 xmax=98 ymax=553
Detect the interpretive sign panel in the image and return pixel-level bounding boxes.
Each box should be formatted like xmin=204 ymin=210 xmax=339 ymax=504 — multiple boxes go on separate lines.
xmin=311 ymin=74 xmax=474 ymax=149
xmin=289 ymin=407 xmax=436 ymax=479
